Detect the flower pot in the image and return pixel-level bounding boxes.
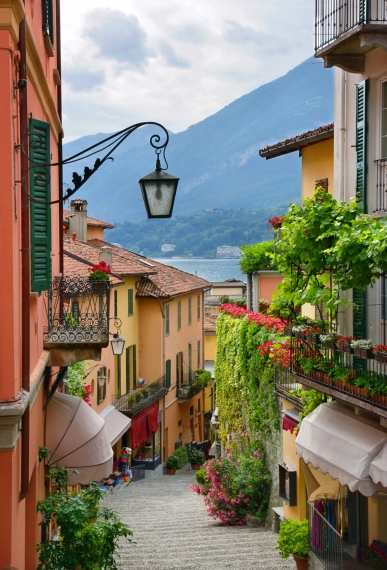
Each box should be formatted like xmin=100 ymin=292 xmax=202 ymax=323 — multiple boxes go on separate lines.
xmin=306 ymin=334 xmax=320 ymax=345
xmin=191 ymin=464 xmax=201 ymax=470
xmin=293 ymin=554 xmax=309 ymax=570
xmin=167 ymin=468 xmax=176 ymax=475
xmin=90 ymin=280 xmax=109 ymax=292
xmin=339 ymin=344 xmax=353 ymax=355
xmin=334 ymin=379 xmax=343 ymax=389
xmin=143 ymin=393 xmax=149 ymax=398
xmin=354 ymin=347 xmax=373 ymax=359
xmin=375 ymin=352 xmax=387 ymax=364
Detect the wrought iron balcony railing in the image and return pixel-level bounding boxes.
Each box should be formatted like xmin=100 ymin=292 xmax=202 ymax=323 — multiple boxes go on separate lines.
xmin=288 ymin=334 xmax=387 ymax=411
xmin=43 ymin=276 xmax=110 ymax=349
xmin=375 ymin=158 xmax=387 ymax=212
xmin=315 ymin=0 xmax=387 ymax=52
xmin=113 ymin=375 xmax=167 ymax=416
xmin=177 ymin=371 xmax=207 ymax=400
xmin=308 ymin=502 xmax=343 ymax=570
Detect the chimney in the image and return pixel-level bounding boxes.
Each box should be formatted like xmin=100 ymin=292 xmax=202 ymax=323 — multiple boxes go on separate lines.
xmin=99 ymin=246 xmax=112 ymax=269
xmin=69 ymin=199 xmax=88 ymax=243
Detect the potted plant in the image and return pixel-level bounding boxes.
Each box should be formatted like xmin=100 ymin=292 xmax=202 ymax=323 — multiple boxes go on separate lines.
xmin=277 ymin=518 xmax=309 ymax=570
xmin=188 ymin=447 xmax=205 ymax=470
xmin=166 ymin=454 xmax=179 ymax=475
xmin=127 ymin=395 xmax=134 ymax=405
xmin=351 ymin=339 xmax=374 ymax=359
xmin=87 ymin=260 xmax=111 ymax=293
xmin=135 ymin=393 xmax=141 ymax=403
xmin=373 ymin=344 xmax=387 ymax=364
xmin=142 ymin=389 xmax=149 ymax=399
xmin=320 ymin=333 xmax=338 ymax=351
xmin=337 ymin=336 xmax=355 ymax=354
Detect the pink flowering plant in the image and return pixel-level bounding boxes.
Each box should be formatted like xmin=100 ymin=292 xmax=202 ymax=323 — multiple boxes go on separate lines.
xmin=191 ymin=443 xmax=271 ymax=525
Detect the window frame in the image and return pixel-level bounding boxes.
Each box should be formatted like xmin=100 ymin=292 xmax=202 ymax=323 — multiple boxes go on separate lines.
xmin=128 ymin=288 xmax=134 ymax=316
xmin=177 ymin=300 xmax=182 ymax=330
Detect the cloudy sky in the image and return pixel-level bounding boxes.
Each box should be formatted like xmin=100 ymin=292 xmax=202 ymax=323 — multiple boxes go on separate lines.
xmin=61 ymin=0 xmax=314 ymax=142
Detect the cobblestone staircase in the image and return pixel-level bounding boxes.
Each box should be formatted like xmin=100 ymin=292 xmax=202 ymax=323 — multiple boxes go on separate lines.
xmin=105 ymin=471 xmax=296 ymax=570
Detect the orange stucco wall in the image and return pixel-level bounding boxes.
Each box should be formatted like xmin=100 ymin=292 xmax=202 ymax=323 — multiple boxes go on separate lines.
xmin=0 ymin=1 xmax=62 ymax=567
xmin=259 ymin=276 xmax=283 ymax=302
xmin=301 ymin=138 xmax=334 ymax=199
xmin=87 ymin=226 xmax=105 ymax=241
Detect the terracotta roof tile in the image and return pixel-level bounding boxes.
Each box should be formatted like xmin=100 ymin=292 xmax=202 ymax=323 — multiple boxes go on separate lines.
xmin=63 ymin=209 xmax=115 ymax=229
xmin=63 ymin=251 xmax=124 ymax=286
xmin=63 ymin=235 xmax=154 ymax=276
xmin=259 ymin=123 xmax=334 ymax=159
xmin=204 ymin=314 xmax=218 ymax=333
xmin=88 ymin=239 xmax=211 ymax=298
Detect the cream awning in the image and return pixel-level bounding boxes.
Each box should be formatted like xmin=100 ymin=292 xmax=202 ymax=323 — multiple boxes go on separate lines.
xmin=295 ymin=402 xmax=387 ymax=496
xmin=100 ymin=405 xmax=131 ymax=446
xmin=46 ymin=392 xmax=113 ymax=485
xmin=370 ymin=443 xmax=387 ymax=488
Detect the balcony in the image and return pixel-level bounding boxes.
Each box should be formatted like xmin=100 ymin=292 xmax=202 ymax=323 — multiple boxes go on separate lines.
xmin=315 ymin=0 xmax=387 ymax=72
xmin=177 ymin=371 xmax=210 ymax=402
xmin=44 ymin=277 xmax=110 ymax=365
xmin=375 ymin=158 xmax=387 ymax=213
xmin=277 ymin=334 xmax=387 ymax=416
xmin=113 ymin=376 xmax=168 ymax=417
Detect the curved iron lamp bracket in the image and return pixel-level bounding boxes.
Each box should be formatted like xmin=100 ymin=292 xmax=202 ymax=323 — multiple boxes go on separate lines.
xmin=20 ymin=121 xmax=170 ymax=206
xmin=109 ymin=317 xmax=123 ymax=336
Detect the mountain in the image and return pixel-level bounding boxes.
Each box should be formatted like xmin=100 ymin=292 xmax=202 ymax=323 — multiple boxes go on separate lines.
xmin=63 ymin=57 xmax=334 ymax=223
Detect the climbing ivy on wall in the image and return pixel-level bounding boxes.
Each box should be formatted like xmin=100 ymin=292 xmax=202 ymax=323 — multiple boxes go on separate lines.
xmin=215 ymin=309 xmax=282 ymax=446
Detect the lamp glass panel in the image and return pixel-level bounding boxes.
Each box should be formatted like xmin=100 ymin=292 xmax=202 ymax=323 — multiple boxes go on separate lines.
xmin=110 ymin=336 xmax=125 ymax=356
xmin=142 ymin=180 xmax=177 ymax=217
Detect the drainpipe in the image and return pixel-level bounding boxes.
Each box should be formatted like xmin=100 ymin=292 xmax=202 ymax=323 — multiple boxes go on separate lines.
xmin=19 ymin=11 xmax=30 ymax=501
xmin=56 ymin=0 xmax=63 ymax=272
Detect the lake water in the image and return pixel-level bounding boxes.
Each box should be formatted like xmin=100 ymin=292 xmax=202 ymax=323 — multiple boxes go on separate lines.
xmin=153 ymin=258 xmax=245 ymax=282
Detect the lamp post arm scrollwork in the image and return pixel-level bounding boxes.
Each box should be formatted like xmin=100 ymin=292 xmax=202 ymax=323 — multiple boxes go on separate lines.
xmin=20 ymin=121 xmax=170 ymax=206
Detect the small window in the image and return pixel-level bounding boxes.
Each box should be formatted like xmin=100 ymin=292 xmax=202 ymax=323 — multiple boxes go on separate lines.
xmin=165 ymin=305 xmax=170 ymax=335
xmin=188 ymin=297 xmax=192 ymax=325
xmin=166 ymin=359 xmax=171 ymax=388
xmin=178 ymin=300 xmax=182 ymax=330
xmin=197 ymin=294 xmax=201 ymax=320
xmin=128 ymin=289 xmax=134 ymax=316
xmin=114 ymin=290 xmax=118 ymax=319
xmin=197 ymin=340 xmax=201 ymax=367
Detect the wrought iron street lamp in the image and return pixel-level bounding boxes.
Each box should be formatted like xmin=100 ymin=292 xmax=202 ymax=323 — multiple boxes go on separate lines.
xmin=21 ymin=122 xmax=179 ymax=218
xmin=110 ymin=334 xmax=126 ymax=356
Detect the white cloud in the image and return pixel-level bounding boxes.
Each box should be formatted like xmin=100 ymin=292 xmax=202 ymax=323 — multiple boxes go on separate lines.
xmin=60 ymin=0 xmax=314 ymax=142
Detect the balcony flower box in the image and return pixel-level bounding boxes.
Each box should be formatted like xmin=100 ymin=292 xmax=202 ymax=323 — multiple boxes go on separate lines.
xmin=314 ymin=372 xmax=331 ymax=385
xmin=305 ymin=334 xmax=320 ymax=345
xmin=375 ymin=352 xmax=387 ymax=364
xmin=369 ymin=394 xmax=387 ymax=407
xmin=338 ymin=344 xmax=354 ymax=355
xmin=326 ymin=341 xmax=338 ymax=351
xmin=354 ymin=347 xmax=374 ymax=359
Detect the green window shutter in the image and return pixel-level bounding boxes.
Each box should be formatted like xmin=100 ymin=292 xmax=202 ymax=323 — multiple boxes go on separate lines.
xmin=356 ymin=79 xmax=368 ymax=214
xmin=125 ymin=347 xmax=130 ymax=393
xmin=197 ymin=294 xmax=201 ymax=319
xmin=165 ymin=305 xmax=170 ymax=335
xmin=197 ymin=340 xmax=201 ymax=367
xmin=114 ymin=290 xmax=118 ymax=318
xmin=117 ymin=355 xmax=121 ymax=397
xmin=128 ymin=289 xmax=133 ymax=315
xmin=30 ymin=118 xmax=51 ymax=292
xmin=178 ymin=301 xmax=181 ymax=330
xmin=188 ymin=297 xmax=192 ymax=324
xmin=133 ymin=345 xmax=137 ymax=389
xmin=353 ymin=288 xmax=367 ymax=372
xmin=176 ymin=354 xmax=180 ymax=396
xmin=166 ymin=359 xmax=171 ymax=388
xmin=42 ymin=0 xmax=54 ymax=45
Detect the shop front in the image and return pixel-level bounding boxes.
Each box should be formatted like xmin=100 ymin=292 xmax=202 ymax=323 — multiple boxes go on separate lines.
xmin=296 ymin=402 xmax=387 ymax=567
xmin=130 ymin=402 xmax=161 ymax=470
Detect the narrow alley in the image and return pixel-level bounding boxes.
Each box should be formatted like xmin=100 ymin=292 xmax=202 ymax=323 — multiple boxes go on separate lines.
xmin=105 ymin=471 xmax=296 ymax=570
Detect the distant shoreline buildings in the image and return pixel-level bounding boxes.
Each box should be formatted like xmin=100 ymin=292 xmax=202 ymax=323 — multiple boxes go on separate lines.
xmin=216 ymin=246 xmax=241 ymax=259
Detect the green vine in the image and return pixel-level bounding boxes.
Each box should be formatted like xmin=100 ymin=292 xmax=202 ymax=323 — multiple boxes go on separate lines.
xmin=215 ymin=312 xmax=281 ymax=446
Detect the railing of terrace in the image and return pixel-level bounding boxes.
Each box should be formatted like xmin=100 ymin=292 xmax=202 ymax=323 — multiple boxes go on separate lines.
xmin=375 ymin=158 xmax=387 ymax=212
xmin=114 ymin=375 xmax=167 ymax=415
xmin=315 ymin=0 xmax=387 ymax=52
xmin=43 ymin=276 xmax=110 ymax=349
xmin=289 ymin=333 xmax=387 ymax=410
xmin=308 ymin=501 xmax=343 ymax=570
